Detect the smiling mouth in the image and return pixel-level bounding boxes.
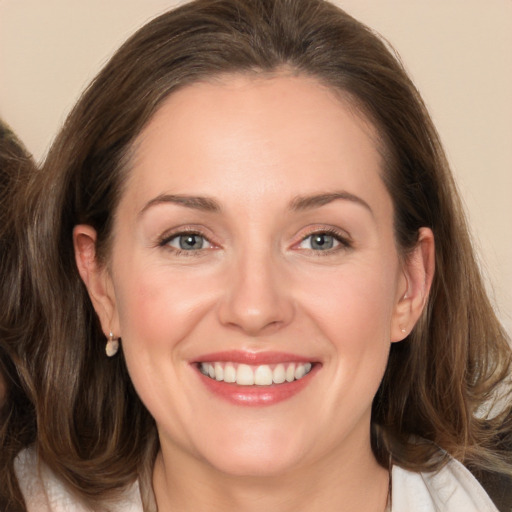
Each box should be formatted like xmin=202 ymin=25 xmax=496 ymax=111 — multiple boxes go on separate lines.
xmin=198 ymin=362 xmax=313 ymax=386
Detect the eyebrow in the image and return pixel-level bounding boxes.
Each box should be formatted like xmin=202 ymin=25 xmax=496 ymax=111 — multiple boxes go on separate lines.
xmin=139 ymin=190 xmax=373 ymax=217
xmin=139 ymin=194 xmax=221 ymax=216
xmin=290 ymin=191 xmax=373 ymax=216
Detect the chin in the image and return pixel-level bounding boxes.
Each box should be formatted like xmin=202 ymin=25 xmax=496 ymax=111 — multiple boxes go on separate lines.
xmin=207 ymin=451 xmax=300 ymax=478
xmin=197 ymin=427 xmax=306 ymax=478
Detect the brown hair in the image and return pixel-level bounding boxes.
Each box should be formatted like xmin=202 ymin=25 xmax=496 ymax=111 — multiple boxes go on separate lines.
xmin=3 ymin=0 xmax=511 ymax=509
xmin=0 ymin=120 xmax=37 ymax=511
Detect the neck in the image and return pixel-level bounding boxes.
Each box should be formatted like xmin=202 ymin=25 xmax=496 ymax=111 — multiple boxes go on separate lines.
xmin=152 ymin=433 xmax=389 ymax=512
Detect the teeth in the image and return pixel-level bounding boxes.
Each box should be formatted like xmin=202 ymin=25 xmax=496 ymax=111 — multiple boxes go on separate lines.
xmin=254 ymin=365 xmax=273 ymax=386
xmin=199 ymin=361 xmax=313 ymax=386
xmin=214 ymin=362 xmax=224 ymax=381
xmin=224 ymin=363 xmax=236 ymax=383
xmin=295 ymin=364 xmax=306 ymax=380
xmin=273 ymin=364 xmax=286 ymax=384
xmin=237 ymin=364 xmax=254 ymax=385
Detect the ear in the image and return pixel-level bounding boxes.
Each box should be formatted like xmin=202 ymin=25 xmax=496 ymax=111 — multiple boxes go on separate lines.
xmin=73 ymin=225 xmax=120 ymax=337
xmin=391 ymin=227 xmax=435 ymax=342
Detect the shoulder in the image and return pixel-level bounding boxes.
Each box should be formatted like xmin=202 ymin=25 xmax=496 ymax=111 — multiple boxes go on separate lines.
xmin=391 ymin=456 xmax=500 ymax=512
xmin=14 ymin=446 xmax=143 ymax=512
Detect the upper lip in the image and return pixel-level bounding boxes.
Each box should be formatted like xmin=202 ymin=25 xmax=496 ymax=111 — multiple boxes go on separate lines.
xmin=191 ymin=350 xmax=317 ymax=365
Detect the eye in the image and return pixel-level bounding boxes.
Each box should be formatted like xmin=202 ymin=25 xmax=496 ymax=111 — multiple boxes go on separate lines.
xmin=297 ymin=230 xmax=350 ymax=252
xmin=165 ymin=233 xmax=212 ymax=251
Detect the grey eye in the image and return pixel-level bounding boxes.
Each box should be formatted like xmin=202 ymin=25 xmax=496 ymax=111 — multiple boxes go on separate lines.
xmin=168 ymin=233 xmax=210 ymax=250
xmin=299 ymin=233 xmax=339 ymax=251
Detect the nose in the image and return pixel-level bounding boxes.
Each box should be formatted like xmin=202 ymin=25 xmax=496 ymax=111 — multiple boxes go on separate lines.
xmin=217 ymin=248 xmax=295 ymax=336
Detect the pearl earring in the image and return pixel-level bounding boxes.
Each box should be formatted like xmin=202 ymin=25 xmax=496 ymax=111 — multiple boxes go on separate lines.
xmin=105 ymin=331 xmax=119 ymax=357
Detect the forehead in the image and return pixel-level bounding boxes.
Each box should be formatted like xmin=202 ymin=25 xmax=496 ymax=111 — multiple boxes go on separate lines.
xmin=124 ymin=73 xmax=389 ymax=216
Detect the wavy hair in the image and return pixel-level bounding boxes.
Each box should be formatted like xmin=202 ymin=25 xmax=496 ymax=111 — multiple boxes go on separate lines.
xmin=0 ymin=120 xmax=38 ymax=511
xmin=2 ymin=0 xmax=511 ymax=510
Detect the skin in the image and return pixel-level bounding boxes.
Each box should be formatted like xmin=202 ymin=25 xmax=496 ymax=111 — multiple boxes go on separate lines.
xmin=75 ymin=74 xmax=434 ymax=512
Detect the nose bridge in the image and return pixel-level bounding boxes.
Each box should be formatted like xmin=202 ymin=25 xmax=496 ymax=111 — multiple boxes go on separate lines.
xmin=218 ymin=238 xmax=294 ymax=335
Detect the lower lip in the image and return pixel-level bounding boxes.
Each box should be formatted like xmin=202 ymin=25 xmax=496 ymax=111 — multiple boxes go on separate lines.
xmin=195 ymin=365 xmax=319 ymax=406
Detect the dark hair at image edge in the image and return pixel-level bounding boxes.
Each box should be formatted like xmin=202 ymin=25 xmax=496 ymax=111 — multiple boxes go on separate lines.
xmin=1 ymin=0 xmax=511 ymax=510
xmin=0 ymin=120 xmax=38 ymax=511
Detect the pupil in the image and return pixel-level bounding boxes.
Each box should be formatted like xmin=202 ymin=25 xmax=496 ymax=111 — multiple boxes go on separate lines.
xmin=312 ymin=234 xmax=333 ymax=250
xmin=180 ymin=234 xmax=202 ymax=250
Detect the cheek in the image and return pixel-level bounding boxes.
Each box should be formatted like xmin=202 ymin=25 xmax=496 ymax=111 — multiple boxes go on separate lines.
xmin=110 ymin=261 xmax=220 ymax=428
xmin=114 ymin=264 xmax=214 ymax=348
xmin=302 ymin=262 xmax=397 ymax=339
xmin=297 ymin=260 xmax=398 ymax=389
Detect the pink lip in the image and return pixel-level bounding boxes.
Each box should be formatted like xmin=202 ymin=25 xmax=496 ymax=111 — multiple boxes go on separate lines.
xmin=191 ymin=351 xmax=320 ymax=407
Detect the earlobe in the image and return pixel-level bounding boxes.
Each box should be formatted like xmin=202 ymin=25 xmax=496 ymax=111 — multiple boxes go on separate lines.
xmin=391 ymin=227 xmax=435 ymax=342
xmin=73 ymin=225 xmax=119 ymax=337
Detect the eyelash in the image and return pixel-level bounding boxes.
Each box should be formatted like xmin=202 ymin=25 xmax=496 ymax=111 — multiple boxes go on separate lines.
xmin=157 ymin=227 xmax=352 ymax=256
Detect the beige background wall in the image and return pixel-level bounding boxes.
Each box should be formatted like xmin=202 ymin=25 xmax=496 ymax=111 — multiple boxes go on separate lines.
xmin=1 ymin=1 xmax=511 ymax=333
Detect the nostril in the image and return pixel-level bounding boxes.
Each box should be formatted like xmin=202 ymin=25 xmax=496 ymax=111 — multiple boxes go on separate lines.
xmin=223 ymin=317 xmax=285 ymax=336
xmin=217 ymin=259 xmax=295 ymax=334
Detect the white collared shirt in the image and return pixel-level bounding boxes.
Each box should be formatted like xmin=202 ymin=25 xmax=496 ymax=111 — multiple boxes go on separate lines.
xmin=15 ymin=447 xmax=499 ymax=511
xmin=391 ymin=457 xmax=499 ymax=511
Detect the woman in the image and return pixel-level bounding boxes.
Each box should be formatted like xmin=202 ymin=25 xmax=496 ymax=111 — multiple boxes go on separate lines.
xmin=1 ymin=0 xmax=511 ymax=510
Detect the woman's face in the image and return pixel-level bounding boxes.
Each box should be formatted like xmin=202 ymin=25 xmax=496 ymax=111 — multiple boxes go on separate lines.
xmin=79 ymin=74 xmax=426 ymax=477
